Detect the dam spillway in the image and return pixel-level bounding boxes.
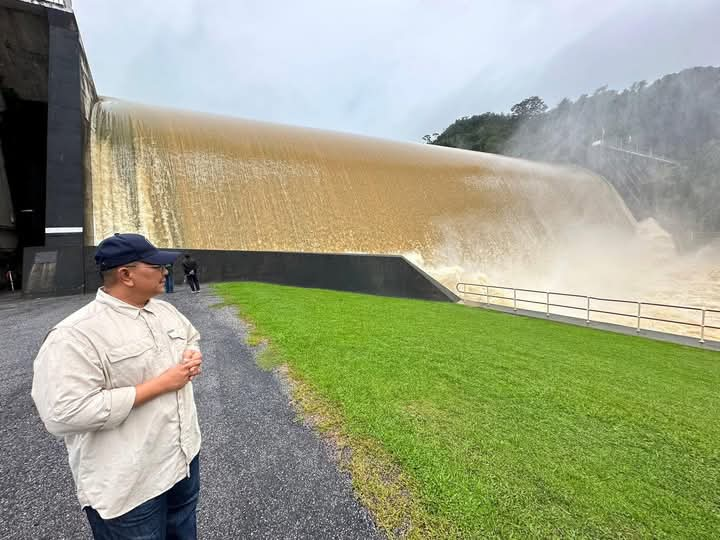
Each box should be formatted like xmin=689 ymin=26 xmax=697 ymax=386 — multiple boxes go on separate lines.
xmin=88 ymin=99 xmax=636 ymax=286
xmin=87 ymin=99 xmax=720 ymax=341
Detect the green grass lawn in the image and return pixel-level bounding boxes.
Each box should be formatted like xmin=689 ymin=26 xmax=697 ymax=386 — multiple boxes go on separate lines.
xmin=215 ymin=281 xmax=720 ymax=539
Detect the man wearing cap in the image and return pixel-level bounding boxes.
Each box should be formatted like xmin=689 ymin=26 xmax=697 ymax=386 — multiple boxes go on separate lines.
xmin=32 ymin=233 xmax=203 ymax=539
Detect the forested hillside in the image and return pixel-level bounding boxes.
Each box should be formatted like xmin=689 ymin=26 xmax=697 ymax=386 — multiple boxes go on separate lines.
xmin=429 ymin=66 xmax=720 ymax=245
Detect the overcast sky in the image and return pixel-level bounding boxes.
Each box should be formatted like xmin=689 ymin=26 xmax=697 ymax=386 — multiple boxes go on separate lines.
xmin=73 ymin=0 xmax=719 ymax=143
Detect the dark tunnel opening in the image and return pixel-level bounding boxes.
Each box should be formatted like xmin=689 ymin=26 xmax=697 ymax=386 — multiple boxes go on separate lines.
xmin=0 ymin=89 xmax=48 ymax=290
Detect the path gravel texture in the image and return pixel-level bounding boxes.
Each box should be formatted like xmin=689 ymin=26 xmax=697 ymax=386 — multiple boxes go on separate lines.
xmin=0 ymin=288 xmax=382 ymax=539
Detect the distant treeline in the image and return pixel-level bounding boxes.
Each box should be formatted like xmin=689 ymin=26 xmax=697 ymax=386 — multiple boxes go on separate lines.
xmin=427 ymin=66 xmax=720 ymax=244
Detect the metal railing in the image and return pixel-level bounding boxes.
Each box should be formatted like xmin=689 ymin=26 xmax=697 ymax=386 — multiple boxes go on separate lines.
xmin=689 ymin=231 xmax=720 ymax=244
xmin=590 ymin=138 xmax=677 ymax=165
xmin=456 ymin=283 xmax=720 ymax=344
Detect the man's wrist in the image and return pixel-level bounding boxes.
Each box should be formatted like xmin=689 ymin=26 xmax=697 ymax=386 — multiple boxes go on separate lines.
xmin=134 ymin=373 xmax=170 ymax=407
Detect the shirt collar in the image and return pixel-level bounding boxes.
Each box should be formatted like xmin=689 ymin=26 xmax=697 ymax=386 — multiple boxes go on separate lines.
xmin=96 ymin=287 xmax=158 ymax=318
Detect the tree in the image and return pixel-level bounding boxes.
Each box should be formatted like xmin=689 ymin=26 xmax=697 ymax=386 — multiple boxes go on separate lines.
xmin=511 ymin=96 xmax=548 ymax=119
xmin=422 ymin=133 xmax=439 ymax=144
xmin=556 ymin=98 xmax=572 ymax=112
xmin=593 ymin=85 xmax=609 ymax=95
xmin=630 ymin=80 xmax=647 ymax=93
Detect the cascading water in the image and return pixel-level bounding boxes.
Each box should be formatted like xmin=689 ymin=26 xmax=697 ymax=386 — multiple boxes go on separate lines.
xmin=88 ymin=98 xmax=719 ymax=339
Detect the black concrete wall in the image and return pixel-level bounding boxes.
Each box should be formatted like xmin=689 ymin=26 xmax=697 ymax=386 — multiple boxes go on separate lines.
xmin=83 ymin=249 xmax=459 ymax=303
xmin=44 ymin=9 xmax=84 ymax=247
xmin=19 ymin=6 xmax=91 ymax=295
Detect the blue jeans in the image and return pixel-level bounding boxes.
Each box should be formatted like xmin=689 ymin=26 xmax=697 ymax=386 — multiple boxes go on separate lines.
xmin=85 ymin=455 xmax=199 ymax=540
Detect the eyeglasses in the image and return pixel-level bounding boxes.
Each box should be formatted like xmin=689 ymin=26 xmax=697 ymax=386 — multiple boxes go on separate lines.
xmin=123 ymin=263 xmax=165 ymax=270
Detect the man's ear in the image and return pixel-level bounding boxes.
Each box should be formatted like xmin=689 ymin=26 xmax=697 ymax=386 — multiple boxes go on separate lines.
xmin=116 ymin=267 xmax=135 ymax=287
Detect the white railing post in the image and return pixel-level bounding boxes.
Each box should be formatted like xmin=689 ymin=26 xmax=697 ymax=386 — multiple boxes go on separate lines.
xmin=586 ymin=296 xmax=590 ymax=324
xmin=700 ymin=309 xmax=706 ymax=344
xmin=636 ymin=302 xmax=642 ymax=333
xmin=546 ymin=292 xmax=550 ymax=317
xmin=513 ymin=289 xmax=517 ymax=312
xmin=485 ymin=285 xmax=489 ymax=306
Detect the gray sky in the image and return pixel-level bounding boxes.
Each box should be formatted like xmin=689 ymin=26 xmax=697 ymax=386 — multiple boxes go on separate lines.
xmin=73 ymin=0 xmax=719 ymax=143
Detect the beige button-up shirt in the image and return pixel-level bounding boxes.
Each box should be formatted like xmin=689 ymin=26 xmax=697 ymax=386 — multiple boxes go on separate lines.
xmin=31 ymin=288 xmax=202 ymax=519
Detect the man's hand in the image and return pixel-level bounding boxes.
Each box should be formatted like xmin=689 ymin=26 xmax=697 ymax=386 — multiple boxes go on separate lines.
xmin=182 ymin=349 xmax=203 ymax=381
xmin=134 ymin=353 xmax=202 ymax=407
xmin=163 ymin=357 xmax=203 ymax=390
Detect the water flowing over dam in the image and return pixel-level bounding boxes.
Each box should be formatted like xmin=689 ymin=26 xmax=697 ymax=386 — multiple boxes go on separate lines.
xmin=88 ymin=100 xmax=634 ymax=274
xmin=88 ymin=99 xmax=720 ymax=337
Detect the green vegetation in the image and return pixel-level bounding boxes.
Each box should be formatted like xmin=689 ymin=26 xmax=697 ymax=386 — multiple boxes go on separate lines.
xmin=216 ymin=281 xmax=720 ymax=539
xmin=429 ymin=112 xmax=518 ymax=154
xmin=428 ymin=96 xmax=549 ymax=152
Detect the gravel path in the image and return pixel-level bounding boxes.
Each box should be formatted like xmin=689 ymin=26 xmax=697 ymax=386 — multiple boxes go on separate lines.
xmin=0 ymin=288 xmax=382 ymax=539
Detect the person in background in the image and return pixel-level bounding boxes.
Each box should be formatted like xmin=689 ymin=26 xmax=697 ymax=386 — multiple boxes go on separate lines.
xmin=182 ymin=254 xmax=200 ymax=293
xmin=31 ymin=233 xmax=203 ymax=539
xmin=2 ymin=263 xmax=15 ymax=291
xmin=165 ymin=263 xmax=175 ymax=293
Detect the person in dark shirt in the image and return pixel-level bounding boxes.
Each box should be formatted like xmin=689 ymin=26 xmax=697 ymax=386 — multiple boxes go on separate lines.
xmin=182 ymin=254 xmax=200 ymax=293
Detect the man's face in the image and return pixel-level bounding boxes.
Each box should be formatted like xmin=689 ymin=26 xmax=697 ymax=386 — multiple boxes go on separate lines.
xmin=124 ymin=262 xmax=167 ymax=296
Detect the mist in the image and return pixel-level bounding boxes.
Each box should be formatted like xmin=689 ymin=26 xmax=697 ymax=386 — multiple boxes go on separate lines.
xmin=422 ymin=67 xmax=720 ymax=336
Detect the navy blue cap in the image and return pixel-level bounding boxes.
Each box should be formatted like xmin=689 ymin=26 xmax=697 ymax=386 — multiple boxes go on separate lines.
xmin=95 ymin=233 xmax=180 ymax=271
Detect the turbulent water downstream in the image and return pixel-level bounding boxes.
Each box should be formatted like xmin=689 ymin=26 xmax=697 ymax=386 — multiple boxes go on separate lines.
xmin=88 ymin=99 xmax=720 ymax=340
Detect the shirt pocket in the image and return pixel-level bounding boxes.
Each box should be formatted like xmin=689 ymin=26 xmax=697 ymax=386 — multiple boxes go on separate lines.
xmin=105 ymin=338 xmax=156 ymax=388
xmin=167 ymin=328 xmax=188 ymax=362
